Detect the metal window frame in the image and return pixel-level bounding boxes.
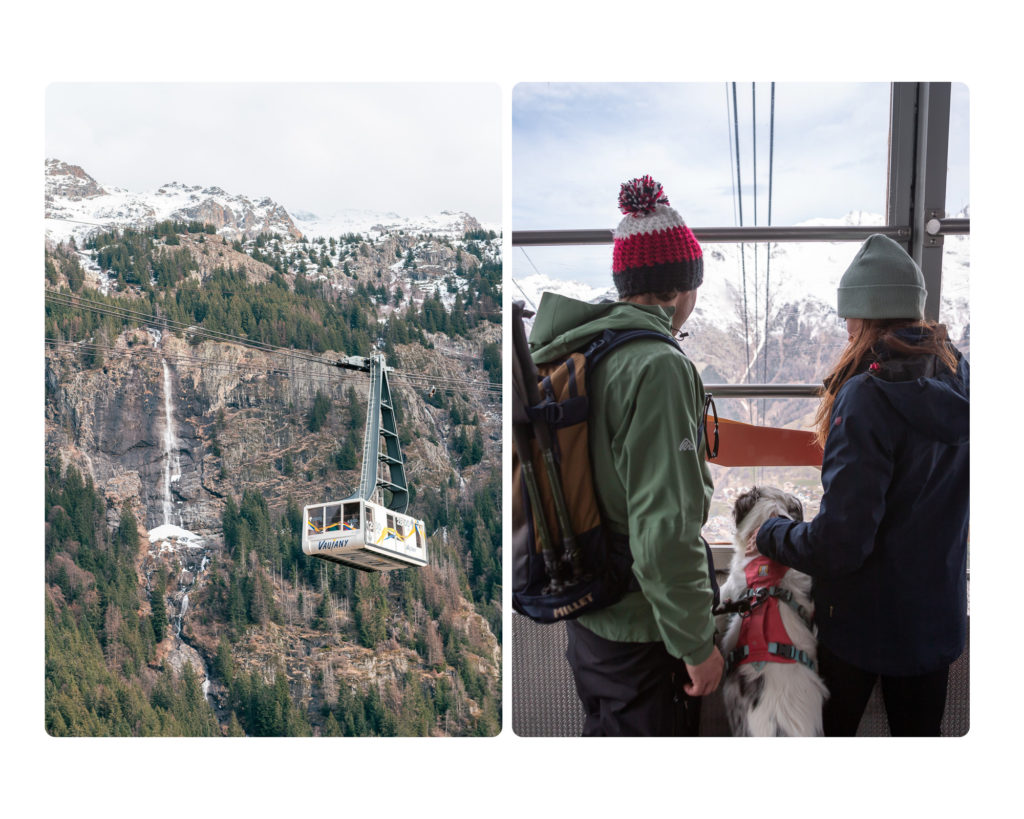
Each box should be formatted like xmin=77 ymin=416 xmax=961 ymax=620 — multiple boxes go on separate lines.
xmin=889 ymin=82 xmax=953 ymax=321
xmin=511 ymin=82 xmax=967 ymax=398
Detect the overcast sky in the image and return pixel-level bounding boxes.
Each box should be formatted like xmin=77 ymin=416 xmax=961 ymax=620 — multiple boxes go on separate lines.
xmin=46 ymin=83 xmax=502 ymax=224
xmin=512 ymin=82 xmax=969 ymax=287
xmin=514 ymin=82 xmax=969 ymax=228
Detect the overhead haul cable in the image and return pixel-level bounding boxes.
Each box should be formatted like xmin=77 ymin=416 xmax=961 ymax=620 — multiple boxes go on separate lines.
xmin=45 ymin=289 xmax=325 ymax=365
xmin=731 ymin=82 xmax=752 ymax=387
xmin=764 ymin=82 xmax=776 ymax=389
xmin=46 ymin=289 xmax=500 ymax=388
xmin=752 ymin=83 xmax=760 ymax=383
xmin=44 ymin=294 xmax=500 ymax=395
xmin=46 ymin=337 xmax=500 ymax=396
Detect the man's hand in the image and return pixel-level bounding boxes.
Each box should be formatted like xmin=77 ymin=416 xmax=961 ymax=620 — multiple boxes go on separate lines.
xmin=684 ymin=645 xmax=724 ymax=696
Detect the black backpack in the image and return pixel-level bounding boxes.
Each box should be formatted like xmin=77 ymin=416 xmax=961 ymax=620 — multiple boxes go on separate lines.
xmin=511 ymin=300 xmax=718 ymax=623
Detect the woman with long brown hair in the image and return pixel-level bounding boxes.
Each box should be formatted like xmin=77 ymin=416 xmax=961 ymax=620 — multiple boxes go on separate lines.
xmin=752 ymin=234 xmax=969 ymax=736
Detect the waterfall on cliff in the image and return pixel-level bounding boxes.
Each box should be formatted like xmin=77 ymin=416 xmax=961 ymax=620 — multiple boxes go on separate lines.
xmin=177 ymin=593 xmax=188 ymax=637
xmin=145 ymin=332 xmax=212 ymax=699
xmin=161 ymin=358 xmax=181 ymax=526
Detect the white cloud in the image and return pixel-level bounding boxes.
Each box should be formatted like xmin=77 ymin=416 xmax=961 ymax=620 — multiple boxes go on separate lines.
xmin=46 ymin=83 xmax=502 ymax=222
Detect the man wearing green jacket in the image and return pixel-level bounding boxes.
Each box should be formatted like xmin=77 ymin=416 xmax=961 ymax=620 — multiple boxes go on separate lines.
xmin=528 ymin=176 xmax=723 ymax=736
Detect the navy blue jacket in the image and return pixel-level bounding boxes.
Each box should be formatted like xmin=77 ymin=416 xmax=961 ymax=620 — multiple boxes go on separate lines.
xmin=757 ymin=332 xmax=969 ymax=676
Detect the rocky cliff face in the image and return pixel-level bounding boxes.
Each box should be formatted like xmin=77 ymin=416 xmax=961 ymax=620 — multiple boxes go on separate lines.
xmin=169 ymin=194 xmax=303 ymax=240
xmin=45 ymin=159 xmax=106 ymax=201
xmin=45 ymin=320 xmax=500 ymax=531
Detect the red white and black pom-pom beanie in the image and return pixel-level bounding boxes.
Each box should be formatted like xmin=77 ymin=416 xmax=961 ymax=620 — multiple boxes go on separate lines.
xmin=612 ymin=175 xmax=703 ymax=298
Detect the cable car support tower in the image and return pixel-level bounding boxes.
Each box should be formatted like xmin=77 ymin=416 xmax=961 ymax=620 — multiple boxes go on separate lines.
xmin=301 ymin=352 xmax=427 ymax=572
xmin=338 ymin=352 xmax=409 ymax=514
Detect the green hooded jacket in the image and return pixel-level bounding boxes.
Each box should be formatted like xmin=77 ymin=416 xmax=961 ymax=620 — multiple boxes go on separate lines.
xmin=528 ymin=292 xmax=716 ymax=665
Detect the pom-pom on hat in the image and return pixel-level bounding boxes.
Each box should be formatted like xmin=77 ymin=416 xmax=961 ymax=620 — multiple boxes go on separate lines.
xmin=612 ymin=175 xmax=703 ymax=298
xmin=837 ymin=234 xmax=927 ymax=320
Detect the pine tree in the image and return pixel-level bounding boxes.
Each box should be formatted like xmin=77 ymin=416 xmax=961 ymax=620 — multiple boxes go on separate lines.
xmin=354 ymin=575 xmax=387 ymax=649
xmin=308 ymin=391 xmax=331 ymax=432
xmin=222 ymin=495 xmax=241 ymax=555
xmin=334 ymin=437 xmax=357 ymax=471
xmin=150 ymin=579 xmax=167 ymax=643
xmin=322 ymin=711 xmax=342 ymax=737
xmin=115 ymin=505 xmax=139 ymax=557
xmin=314 ymin=591 xmax=331 ymax=630
xmin=214 ymin=635 xmax=234 ymax=687
xmin=227 ymin=712 xmax=245 ymax=737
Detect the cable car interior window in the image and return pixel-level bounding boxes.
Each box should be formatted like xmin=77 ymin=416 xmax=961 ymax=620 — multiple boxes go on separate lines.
xmin=325 ymin=503 xmax=342 ymax=532
xmin=307 ymin=506 xmax=324 ymax=535
xmin=344 ymin=502 xmax=361 ymax=530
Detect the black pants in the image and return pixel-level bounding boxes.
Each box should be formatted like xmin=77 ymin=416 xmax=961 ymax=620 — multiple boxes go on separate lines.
xmin=565 ymin=621 xmax=701 ymax=736
xmin=818 ymin=642 xmax=950 ymax=736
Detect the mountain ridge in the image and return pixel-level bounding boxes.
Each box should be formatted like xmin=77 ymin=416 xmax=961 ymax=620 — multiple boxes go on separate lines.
xmin=45 ymin=158 xmax=497 ymax=245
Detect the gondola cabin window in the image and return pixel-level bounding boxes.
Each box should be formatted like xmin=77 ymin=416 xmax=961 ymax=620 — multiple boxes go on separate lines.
xmin=344 ymin=502 xmax=361 ymax=531
xmin=307 ymin=506 xmax=324 ymax=536
xmin=325 ymin=503 xmax=342 ymax=532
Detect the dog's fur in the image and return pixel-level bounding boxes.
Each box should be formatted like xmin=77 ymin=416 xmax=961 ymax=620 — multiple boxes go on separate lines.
xmin=717 ymin=487 xmax=829 ymax=737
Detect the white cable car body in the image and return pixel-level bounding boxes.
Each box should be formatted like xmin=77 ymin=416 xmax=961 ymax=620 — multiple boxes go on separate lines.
xmin=303 ymin=353 xmax=428 ymax=573
xmin=302 ymin=498 xmax=428 ymax=571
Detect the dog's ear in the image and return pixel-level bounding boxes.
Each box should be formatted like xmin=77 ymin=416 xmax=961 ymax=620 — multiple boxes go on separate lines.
xmin=733 ymin=487 xmax=761 ymax=525
xmin=786 ymin=496 xmax=804 ymax=522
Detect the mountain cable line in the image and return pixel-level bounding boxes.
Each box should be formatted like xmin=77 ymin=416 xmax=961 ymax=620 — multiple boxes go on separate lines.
xmin=45 ymin=288 xmax=329 ymax=366
xmin=46 ymin=288 xmax=500 ymax=388
xmin=44 ymin=315 xmax=500 ymax=395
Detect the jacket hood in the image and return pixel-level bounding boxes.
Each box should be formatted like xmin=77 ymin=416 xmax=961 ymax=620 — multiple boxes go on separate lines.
xmin=528 ymin=292 xmax=675 ymax=364
xmin=861 ymin=329 xmax=970 ymax=446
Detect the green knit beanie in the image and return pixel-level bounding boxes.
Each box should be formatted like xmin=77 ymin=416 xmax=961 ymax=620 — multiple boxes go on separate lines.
xmin=837 ymin=234 xmax=926 ymax=319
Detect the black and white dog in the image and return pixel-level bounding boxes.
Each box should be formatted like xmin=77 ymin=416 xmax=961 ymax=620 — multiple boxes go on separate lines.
xmin=717 ymin=487 xmax=829 ymax=737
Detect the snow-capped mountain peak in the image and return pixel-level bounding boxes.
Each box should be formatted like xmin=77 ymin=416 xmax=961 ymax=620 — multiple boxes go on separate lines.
xmin=45 ymin=159 xmax=303 ymax=245
xmin=44 ymin=159 xmax=496 ymax=247
xmin=291 ymin=208 xmax=496 ymax=242
xmin=512 ymin=213 xmax=970 ymax=343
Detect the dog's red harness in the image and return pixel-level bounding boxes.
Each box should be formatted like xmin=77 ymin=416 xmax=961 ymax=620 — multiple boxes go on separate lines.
xmin=737 ymin=557 xmax=796 ymax=665
xmin=723 ymin=556 xmax=816 ymax=672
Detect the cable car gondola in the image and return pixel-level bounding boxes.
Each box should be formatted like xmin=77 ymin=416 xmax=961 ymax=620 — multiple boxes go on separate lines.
xmin=302 ymin=353 xmax=428 ymax=572
xmin=302 ymin=497 xmax=427 ymax=571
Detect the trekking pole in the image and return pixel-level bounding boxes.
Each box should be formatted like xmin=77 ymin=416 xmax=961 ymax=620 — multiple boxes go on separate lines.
xmin=513 ymin=302 xmax=583 ymax=581
xmin=512 ymin=302 xmax=565 ymax=589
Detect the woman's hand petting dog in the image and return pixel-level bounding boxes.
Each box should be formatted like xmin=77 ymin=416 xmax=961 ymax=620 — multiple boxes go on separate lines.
xmin=745 ymin=527 xmax=762 ymax=557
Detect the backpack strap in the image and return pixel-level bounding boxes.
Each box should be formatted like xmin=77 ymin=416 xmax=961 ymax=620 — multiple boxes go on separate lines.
xmin=532 ymin=329 xmax=679 ymax=427
xmin=577 ymin=328 xmax=717 ymax=604
xmin=584 ymin=328 xmax=680 ymax=369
